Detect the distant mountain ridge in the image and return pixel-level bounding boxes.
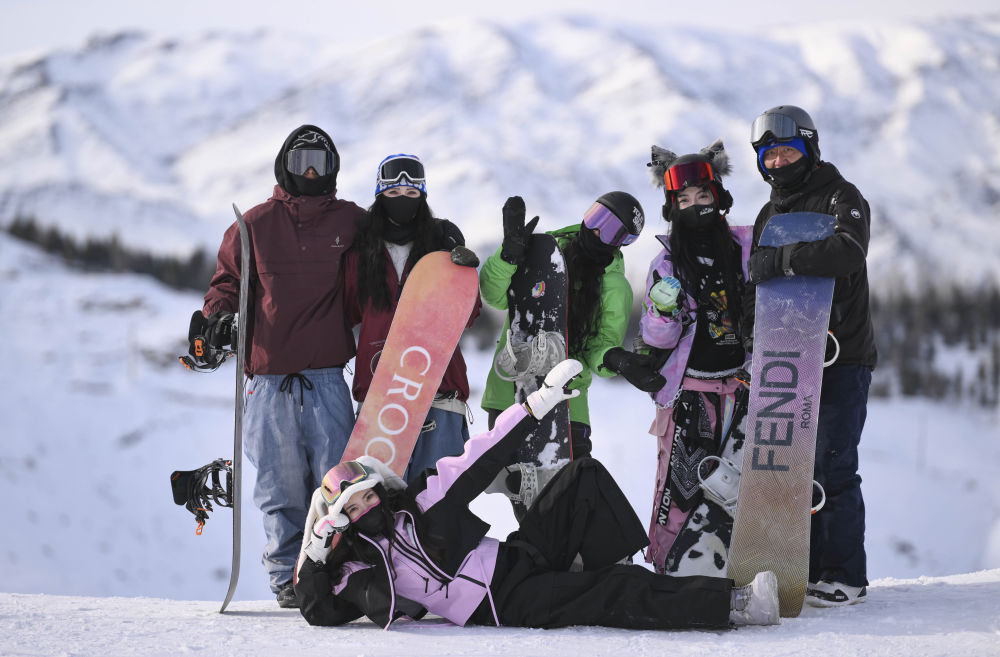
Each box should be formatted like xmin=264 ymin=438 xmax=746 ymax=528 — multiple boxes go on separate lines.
xmin=1 ymin=15 xmax=998 ymax=293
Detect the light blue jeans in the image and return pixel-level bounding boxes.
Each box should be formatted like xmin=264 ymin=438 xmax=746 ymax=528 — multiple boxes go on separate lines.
xmin=379 ymin=405 xmax=470 ymax=483
xmin=243 ymin=367 xmax=354 ymax=593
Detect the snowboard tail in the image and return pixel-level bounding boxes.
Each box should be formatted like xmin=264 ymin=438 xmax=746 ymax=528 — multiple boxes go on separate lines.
xmin=726 ymin=212 xmax=835 ymax=617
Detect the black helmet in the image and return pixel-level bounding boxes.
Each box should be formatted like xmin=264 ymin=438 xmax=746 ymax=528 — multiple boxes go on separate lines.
xmin=584 ymin=191 xmax=644 ymax=246
xmin=751 ymin=105 xmax=820 ymax=171
xmin=662 ymin=153 xmax=734 ymax=214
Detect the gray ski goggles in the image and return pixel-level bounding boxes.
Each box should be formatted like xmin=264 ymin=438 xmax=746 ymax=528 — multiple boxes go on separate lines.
xmin=751 ymin=112 xmax=800 ymax=148
xmin=286 ymin=149 xmax=337 ymax=176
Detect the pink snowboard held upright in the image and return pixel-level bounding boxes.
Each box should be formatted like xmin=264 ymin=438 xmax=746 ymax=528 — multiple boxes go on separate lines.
xmin=339 ymin=251 xmax=479 ymax=476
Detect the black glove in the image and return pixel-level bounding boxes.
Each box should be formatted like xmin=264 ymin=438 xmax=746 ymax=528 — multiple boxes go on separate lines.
xmin=436 ymin=219 xmax=466 ymax=251
xmin=602 ymin=347 xmax=666 ymax=393
xmin=742 ymin=334 xmax=754 ymax=354
xmin=205 ymin=311 xmax=236 ymax=349
xmin=500 ymin=196 xmax=540 ymax=266
xmin=747 ymin=244 xmax=797 ymax=284
xmin=450 ymin=245 xmax=480 ymax=268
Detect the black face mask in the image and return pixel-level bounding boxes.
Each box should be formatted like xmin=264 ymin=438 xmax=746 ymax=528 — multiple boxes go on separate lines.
xmin=291 ymin=173 xmax=334 ymax=197
xmin=351 ymin=501 xmax=387 ymax=536
xmin=670 ymin=203 xmax=718 ymax=231
xmin=576 ymin=224 xmax=615 ymax=269
xmin=381 ymin=195 xmax=422 ymax=225
xmin=766 ymin=157 xmax=812 ymax=190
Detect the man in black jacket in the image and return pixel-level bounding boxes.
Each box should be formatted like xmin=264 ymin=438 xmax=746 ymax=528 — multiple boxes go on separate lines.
xmin=744 ymin=105 xmax=877 ymax=608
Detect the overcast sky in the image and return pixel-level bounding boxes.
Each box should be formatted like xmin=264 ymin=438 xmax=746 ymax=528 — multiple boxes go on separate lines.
xmin=2 ymin=0 xmax=998 ymax=59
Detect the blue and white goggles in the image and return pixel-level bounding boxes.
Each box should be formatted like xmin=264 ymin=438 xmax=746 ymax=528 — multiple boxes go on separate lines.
xmin=375 ymin=154 xmax=427 ymax=196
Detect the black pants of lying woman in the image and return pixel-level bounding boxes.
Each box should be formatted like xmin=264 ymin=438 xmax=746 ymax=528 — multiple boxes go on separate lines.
xmin=467 ymin=458 xmax=732 ymax=629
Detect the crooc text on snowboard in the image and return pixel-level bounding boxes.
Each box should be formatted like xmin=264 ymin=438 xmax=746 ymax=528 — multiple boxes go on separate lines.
xmin=339 ymin=250 xmax=479 ymax=475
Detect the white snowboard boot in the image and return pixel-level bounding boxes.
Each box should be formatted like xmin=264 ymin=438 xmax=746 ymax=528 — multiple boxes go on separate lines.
xmin=729 ymin=571 xmax=781 ymax=626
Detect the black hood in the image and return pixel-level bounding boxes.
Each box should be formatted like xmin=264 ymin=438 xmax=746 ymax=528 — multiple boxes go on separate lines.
xmin=273 ymin=124 xmax=340 ymax=197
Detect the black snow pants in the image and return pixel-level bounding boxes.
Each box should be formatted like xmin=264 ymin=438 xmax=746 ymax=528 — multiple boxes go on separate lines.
xmin=470 ymin=457 xmax=733 ymax=630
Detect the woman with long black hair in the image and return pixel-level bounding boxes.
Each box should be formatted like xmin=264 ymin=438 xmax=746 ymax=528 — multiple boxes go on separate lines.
xmin=635 ymin=140 xmax=752 ymax=577
xmin=294 ymin=359 xmax=779 ymax=630
xmin=479 ymin=191 xmax=648 ymax=468
xmin=343 ymin=154 xmax=480 ymax=482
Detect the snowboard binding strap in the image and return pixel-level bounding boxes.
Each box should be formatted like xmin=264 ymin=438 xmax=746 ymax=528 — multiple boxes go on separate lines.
xmin=494 ymin=330 xmax=567 ymax=382
xmin=170 ymin=458 xmax=234 ymax=534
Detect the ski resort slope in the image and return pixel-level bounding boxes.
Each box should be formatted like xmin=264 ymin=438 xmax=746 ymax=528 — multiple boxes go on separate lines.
xmin=2 ymin=569 xmax=999 ymax=656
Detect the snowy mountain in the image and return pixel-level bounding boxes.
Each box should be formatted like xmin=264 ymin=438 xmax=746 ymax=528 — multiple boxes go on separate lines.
xmin=1 ymin=16 xmax=1000 ymax=293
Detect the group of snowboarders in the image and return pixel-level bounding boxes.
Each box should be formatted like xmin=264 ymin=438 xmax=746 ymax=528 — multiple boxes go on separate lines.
xmin=187 ymin=104 xmax=875 ymax=626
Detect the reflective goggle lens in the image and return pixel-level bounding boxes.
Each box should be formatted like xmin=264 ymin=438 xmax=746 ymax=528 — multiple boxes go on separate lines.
xmin=583 ymin=202 xmax=638 ymax=247
xmin=750 ymin=112 xmax=800 ymax=147
xmin=376 ymin=155 xmax=427 ymax=195
xmin=286 ymin=149 xmax=333 ymax=176
xmin=379 ymin=156 xmax=425 ymax=183
xmin=664 ymin=160 xmax=714 ymax=192
xmin=320 ymin=461 xmax=371 ymax=506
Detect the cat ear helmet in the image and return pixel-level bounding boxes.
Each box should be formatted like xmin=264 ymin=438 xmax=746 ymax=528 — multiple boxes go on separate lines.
xmin=647 ymin=139 xmax=733 ymax=220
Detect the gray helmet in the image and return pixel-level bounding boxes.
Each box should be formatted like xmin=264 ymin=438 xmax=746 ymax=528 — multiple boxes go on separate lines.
xmin=751 ymin=105 xmax=820 ymax=166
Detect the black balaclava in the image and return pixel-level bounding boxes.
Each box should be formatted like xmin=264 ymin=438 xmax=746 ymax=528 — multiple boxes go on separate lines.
xmin=352 ymin=500 xmax=387 ymax=536
xmin=273 ymin=124 xmax=340 ymax=197
xmin=670 ymin=202 xmax=718 ymax=231
xmin=382 ymin=195 xmax=422 ymax=225
xmin=767 ymin=156 xmax=813 ymax=191
xmin=576 ymin=224 xmax=616 ymax=269
xmin=378 ymin=195 xmax=423 ymax=245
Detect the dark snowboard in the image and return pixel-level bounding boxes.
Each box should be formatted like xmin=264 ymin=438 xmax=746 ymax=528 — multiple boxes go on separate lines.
xmin=504 ymin=234 xmax=572 ymax=467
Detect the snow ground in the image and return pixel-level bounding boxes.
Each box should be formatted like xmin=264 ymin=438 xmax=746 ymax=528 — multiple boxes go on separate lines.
xmin=2 ymin=231 xmax=1000 ymax=655
xmin=2 ymin=569 xmax=999 ymax=657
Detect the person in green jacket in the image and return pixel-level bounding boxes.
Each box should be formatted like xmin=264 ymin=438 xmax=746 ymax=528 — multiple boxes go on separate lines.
xmin=480 ymin=191 xmax=658 ymax=465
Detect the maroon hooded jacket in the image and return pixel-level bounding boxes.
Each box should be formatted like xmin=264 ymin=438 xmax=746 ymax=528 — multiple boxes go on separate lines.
xmin=203 ymin=125 xmax=365 ymax=375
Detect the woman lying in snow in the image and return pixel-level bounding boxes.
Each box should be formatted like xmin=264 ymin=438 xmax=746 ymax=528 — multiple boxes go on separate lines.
xmin=294 ymin=359 xmax=779 ymax=630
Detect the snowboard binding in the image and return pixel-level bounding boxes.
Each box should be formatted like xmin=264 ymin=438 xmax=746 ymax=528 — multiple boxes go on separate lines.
xmin=170 ymin=458 xmax=234 ymax=534
xmin=493 ymin=329 xmax=567 ymax=382
xmin=178 ymin=310 xmax=236 ymax=372
xmin=485 ymin=462 xmax=561 ymax=510
xmin=698 ymin=456 xmax=827 ymax=517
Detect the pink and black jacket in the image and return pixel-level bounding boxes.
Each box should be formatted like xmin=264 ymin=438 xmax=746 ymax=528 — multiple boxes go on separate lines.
xmin=296 ymin=404 xmax=537 ymax=629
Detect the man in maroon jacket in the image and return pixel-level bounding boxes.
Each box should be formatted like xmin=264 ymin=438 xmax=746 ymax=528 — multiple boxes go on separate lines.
xmin=195 ymin=125 xmax=365 ymax=608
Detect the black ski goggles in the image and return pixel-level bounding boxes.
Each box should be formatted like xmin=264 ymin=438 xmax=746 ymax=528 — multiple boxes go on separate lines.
xmin=750 ymin=112 xmax=801 ymax=148
xmin=664 ymin=160 xmax=715 ymax=192
xmin=286 ymin=149 xmax=336 ymax=176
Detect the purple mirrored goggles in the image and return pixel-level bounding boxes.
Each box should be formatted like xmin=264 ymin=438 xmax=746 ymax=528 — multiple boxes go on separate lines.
xmin=582 ymin=202 xmax=638 ymax=247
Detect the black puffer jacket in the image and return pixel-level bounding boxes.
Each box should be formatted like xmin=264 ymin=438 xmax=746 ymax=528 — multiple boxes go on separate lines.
xmin=744 ymin=162 xmax=878 ymax=368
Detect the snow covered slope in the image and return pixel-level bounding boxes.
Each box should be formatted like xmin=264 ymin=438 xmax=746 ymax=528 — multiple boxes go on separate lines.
xmin=1 ymin=16 xmax=999 ymax=293
xmin=2 ymin=232 xmax=999 ymax=604
xmin=2 ymin=569 xmax=999 ymax=657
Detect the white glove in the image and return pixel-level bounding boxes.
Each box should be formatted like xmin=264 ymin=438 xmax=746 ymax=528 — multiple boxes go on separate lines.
xmin=524 ymin=359 xmax=582 ymax=419
xmin=303 ymin=511 xmax=350 ymax=563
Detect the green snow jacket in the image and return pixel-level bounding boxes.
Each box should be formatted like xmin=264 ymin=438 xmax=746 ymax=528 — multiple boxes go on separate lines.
xmin=479 ymin=224 xmax=632 ymax=425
